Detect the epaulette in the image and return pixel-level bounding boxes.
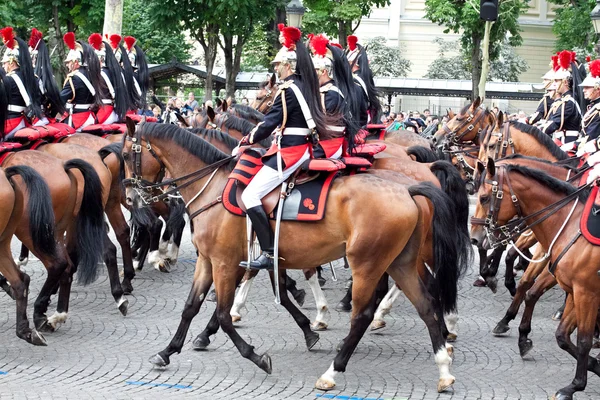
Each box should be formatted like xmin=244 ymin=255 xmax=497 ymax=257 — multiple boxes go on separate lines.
xmin=66 ymin=71 xmax=76 ymax=78
xmin=320 ymin=83 xmax=334 ymax=92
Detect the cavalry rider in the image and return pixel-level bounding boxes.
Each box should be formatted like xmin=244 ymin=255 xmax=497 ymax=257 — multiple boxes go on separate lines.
xmin=346 ymin=35 xmax=381 ymax=127
xmin=88 ymin=33 xmax=129 ymax=124
xmin=528 ymin=56 xmax=557 ymax=125
xmin=541 ymin=50 xmax=582 ymax=145
xmin=29 ymin=28 xmax=66 ymax=125
xmin=124 ymin=36 xmax=149 ymax=110
xmin=0 ymin=27 xmax=43 ymax=140
xmin=236 ymin=25 xmax=336 ymax=270
xmin=60 ymin=32 xmax=103 ymax=131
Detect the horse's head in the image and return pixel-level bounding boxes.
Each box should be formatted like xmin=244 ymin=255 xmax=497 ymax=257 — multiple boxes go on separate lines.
xmin=121 ymin=118 xmax=166 ymax=209
xmin=432 ymin=97 xmax=491 ymax=145
xmin=478 ymin=111 xmax=506 ymax=161
xmin=252 ymin=74 xmax=277 ymax=114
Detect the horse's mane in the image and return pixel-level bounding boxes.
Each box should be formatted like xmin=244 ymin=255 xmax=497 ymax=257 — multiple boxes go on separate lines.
xmin=508 ymin=121 xmax=569 ymax=161
xmin=501 ymin=154 xmax=577 ymax=170
xmin=504 ymin=164 xmax=589 ymax=201
xmin=232 ymin=104 xmax=264 ymax=122
xmin=223 ymin=114 xmax=273 ymax=148
xmin=189 ymin=127 xmax=239 ymax=150
xmin=139 ymin=123 xmax=234 ymax=170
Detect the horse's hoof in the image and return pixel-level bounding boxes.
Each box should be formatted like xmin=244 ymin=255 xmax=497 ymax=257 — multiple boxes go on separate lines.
xmin=192 ymin=334 xmax=210 ymax=350
xmin=552 ymin=310 xmax=564 ymax=321
xmin=121 ymin=280 xmax=134 ymax=295
xmin=519 ymin=339 xmax=533 ymax=358
xmin=486 ymin=279 xmax=498 ymax=293
xmin=593 ymin=338 xmax=600 ymax=349
xmin=552 ymin=391 xmax=573 ymax=400
xmin=315 ymin=377 xmax=336 ymax=391
xmin=437 ymin=376 xmax=455 ymax=393
xmin=231 ymin=314 xmax=242 ymax=323
xmin=311 ymin=321 xmax=328 ymax=331
xmin=157 ymin=261 xmax=171 ymax=273
xmin=293 ymin=289 xmax=306 ymax=307
xmin=305 ymin=332 xmax=320 ymax=350
xmin=492 ymin=322 xmax=510 ymax=335
xmin=446 ymin=332 xmax=457 ymax=342
xmin=30 ymin=330 xmax=47 ymax=346
xmin=446 ymin=344 xmax=454 ymax=358
xmin=149 ymin=353 xmax=169 ymax=367
xmin=118 ymin=297 xmax=129 ymax=316
xmin=335 ymin=301 xmax=351 ymax=312
xmin=133 ymin=260 xmax=143 ymax=271
xmin=472 ymin=277 xmax=486 ymax=287
xmin=206 ymin=289 xmax=217 ymax=302
xmin=258 ymin=353 xmax=272 ymax=374
xmin=370 ymin=319 xmax=386 ymax=331
xmin=336 ymin=339 xmax=345 ymax=352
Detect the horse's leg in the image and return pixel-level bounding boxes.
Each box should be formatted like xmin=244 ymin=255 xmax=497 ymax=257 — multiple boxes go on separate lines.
xmin=482 ymin=245 xmax=506 ymax=293
xmin=133 ymin=225 xmax=151 ymax=271
xmin=336 ymin=282 xmax=352 ymax=312
xmin=230 ymin=269 xmax=259 ymax=322
xmin=371 ymin=284 xmax=402 ymax=331
xmin=101 ymin=232 xmax=128 ymax=315
xmin=553 ymin=292 xmax=568 ymax=321
xmin=420 ymin=266 xmax=452 ymax=341
xmin=0 ymin=272 xmax=14 ymax=299
xmin=149 ymin=256 xmax=213 ymax=367
xmin=316 ymin=266 xmax=326 ymax=287
xmin=554 ymin=287 xmax=599 ymax=399
xmin=492 ymin=248 xmax=547 ymax=335
xmin=105 ymin=199 xmax=135 ymax=294
xmin=504 ymin=246 xmax=518 ymax=297
xmin=518 ymin=268 xmax=557 ymax=357
xmin=270 ymin=270 xmax=319 ymax=349
xmin=165 ymin=213 xmax=185 ymax=267
xmin=16 ymin=244 xmax=29 ymax=267
xmin=473 ymin=246 xmax=488 ymax=286
xmin=33 ymin=248 xmax=70 ymax=331
xmin=285 ymin=274 xmax=306 ymax=306
xmin=304 ymin=268 xmax=329 ymax=331
xmin=147 ymin=219 xmax=166 ymax=272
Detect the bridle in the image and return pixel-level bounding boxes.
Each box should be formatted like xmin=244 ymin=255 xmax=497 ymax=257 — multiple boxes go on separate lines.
xmin=442 ymin=106 xmax=490 ymax=145
xmin=253 ymin=85 xmax=275 ymax=113
xmin=122 ymin=125 xmax=234 ymax=217
xmin=484 ymin=122 xmax=515 ymax=160
xmin=445 ymin=144 xmax=479 ymax=184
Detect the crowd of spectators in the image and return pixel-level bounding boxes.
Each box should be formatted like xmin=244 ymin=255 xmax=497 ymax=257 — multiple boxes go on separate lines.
xmin=380 ymin=107 xmax=444 ymax=138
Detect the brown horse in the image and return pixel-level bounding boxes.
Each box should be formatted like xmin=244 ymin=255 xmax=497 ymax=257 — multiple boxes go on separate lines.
xmin=121 ymin=120 xmax=468 ymax=392
xmin=471 ymin=156 xmax=600 ymax=399
xmin=251 ymin=74 xmax=277 ymax=114
xmin=0 ymin=165 xmax=57 ymax=345
xmin=2 ymin=150 xmax=105 ymax=331
xmin=432 ymin=97 xmax=496 ymax=146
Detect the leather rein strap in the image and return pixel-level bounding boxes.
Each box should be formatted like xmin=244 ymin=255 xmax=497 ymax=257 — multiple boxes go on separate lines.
xmin=442 ymin=107 xmax=487 ymax=144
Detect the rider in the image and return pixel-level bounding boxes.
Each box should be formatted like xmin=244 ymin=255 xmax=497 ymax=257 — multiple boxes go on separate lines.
xmin=541 ymin=50 xmax=582 ymax=145
xmin=527 ymin=56 xmax=557 ymax=125
xmin=88 ymin=33 xmax=129 ymax=124
xmin=237 ymin=25 xmax=336 ymax=270
xmin=124 ymin=36 xmax=149 ymax=110
xmin=0 ymin=27 xmax=43 ymax=140
xmin=60 ymin=32 xmax=103 ymax=131
xmin=346 ymin=35 xmax=381 ymax=128
xmin=28 ymin=28 xmax=66 ymax=125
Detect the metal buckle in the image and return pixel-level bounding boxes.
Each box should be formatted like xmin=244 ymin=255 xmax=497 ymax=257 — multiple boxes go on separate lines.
xmin=132 ymin=143 xmax=142 ymax=153
xmin=496 ymin=190 xmax=504 ymax=199
xmin=467 ymin=124 xmax=474 ymax=131
xmin=511 ymin=195 xmax=518 ymax=203
xmin=502 ymin=141 xmax=508 ymax=148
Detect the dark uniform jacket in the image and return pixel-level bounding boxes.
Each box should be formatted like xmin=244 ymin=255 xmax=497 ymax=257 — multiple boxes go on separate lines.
xmin=542 ymin=90 xmax=582 ymax=141
xmin=575 ymin=98 xmax=600 ymax=153
xmin=99 ymin=67 xmax=113 ymax=101
xmin=60 ymin=68 xmax=95 ymax=113
xmin=529 ymin=93 xmax=553 ymax=125
xmin=353 ymin=75 xmax=369 ymax=127
xmin=320 ymin=80 xmax=344 ymax=115
xmin=5 ymin=70 xmax=27 ymax=119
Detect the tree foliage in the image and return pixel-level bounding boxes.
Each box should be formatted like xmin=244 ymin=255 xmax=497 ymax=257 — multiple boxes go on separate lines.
xmin=364 ymin=37 xmax=411 ymax=77
xmin=240 ymin=24 xmax=277 ymax=71
xmin=548 ymin=0 xmax=596 ymax=53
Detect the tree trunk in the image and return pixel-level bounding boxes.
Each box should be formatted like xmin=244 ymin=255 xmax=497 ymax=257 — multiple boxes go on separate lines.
xmin=338 ymin=20 xmax=349 ymax=47
xmin=67 ymin=0 xmax=76 ymax=32
xmin=470 ymin=34 xmax=482 ymax=101
xmin=197 ymin=24 xmax=220 ymax=101
xmin=221 ymin=33 xmax=235 ymax=99
xmin=103 ymin=0 xmax=124 ymax=36
xmin=52 ymin=5 xmax=67 ymax=83
xmin=478 ymin=21 xmax=494 ymax=100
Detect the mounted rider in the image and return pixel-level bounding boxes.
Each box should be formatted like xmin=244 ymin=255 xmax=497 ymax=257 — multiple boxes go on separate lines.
xmin=60 ymin=32 xmax=103 ymax=131
xmin=236 ymin=24 xmax=336 ymax=270
xmin=124 ymin=36 xmax=149 ymax=110
xmin=88 ymin=33 xmax=129 ymax=124
xmin=527 ymin=55 xmax=557 ymax=125
xmin=0 ymin=27 xmax=43 ymax=140
xmin=541 ymin=50 xmax=582 ymax=145
xmin=28 ymin=28 xmax=66 ymax=125
xmin=346 ymin=35 xmax=381 ymax=128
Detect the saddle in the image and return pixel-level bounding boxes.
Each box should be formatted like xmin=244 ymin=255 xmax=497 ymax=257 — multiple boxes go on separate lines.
xmin=10 ymin=123 xmax=76 ymax=142
xmin=222 ymin=148 xmax=373 ymax=221
xmin=81 ymin=123 xmax=128 ymax=136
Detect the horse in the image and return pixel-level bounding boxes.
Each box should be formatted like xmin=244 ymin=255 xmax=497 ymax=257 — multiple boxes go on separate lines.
xmin=251 ymin=74 xmax=277 ymax=114
xmin=120 ymin=120 xmax=469 ymax=392
xmin=471 ymin=156 xmax=600 ymax=399
xmin=431 ymin=97 xmax=496 ymax=146
xmin=0 ymin=165 xmax=57 ymax=345
xmin=2 ymin=150 xmax=106 ymax=331
xmin=229 ymin=104 xmax=264 ymax=125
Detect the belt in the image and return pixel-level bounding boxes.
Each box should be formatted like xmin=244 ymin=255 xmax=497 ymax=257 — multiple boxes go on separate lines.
xmin=283 ymin=127 xmax=311 ymax=136
xmin=101 ymin=99 xmax=113 ymax=105
xmin=66 ymin=103 xmax=93 ymax=110
xmin=8 ymin=105 xmax=26 ymax=113
xmin=326 ymin=125 xmax=346 ymax=132
xmin=565 ymin=130 xmax=579 ymax=137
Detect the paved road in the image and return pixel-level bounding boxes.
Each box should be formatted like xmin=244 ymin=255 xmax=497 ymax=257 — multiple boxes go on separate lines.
xmin=1 ymin=213 xmax=599 ymax=399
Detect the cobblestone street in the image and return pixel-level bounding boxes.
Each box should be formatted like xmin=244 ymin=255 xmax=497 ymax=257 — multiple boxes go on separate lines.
xmin=1 ymin=215 xmax=599 ymax=400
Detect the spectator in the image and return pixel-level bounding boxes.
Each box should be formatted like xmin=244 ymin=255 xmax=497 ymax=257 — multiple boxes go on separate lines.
xmin=423 ymin=109 xmax=431 ymax=118
xmin=152 ymin=106 xmax=163 ymax=123
xmin=386 ymin=113 xmax=405 ymax=132
xmin=493 ymin=106 xmax=500 ymax=115
xmin=241 ymin=97 xmax=249 ymax=106
xmin=186 ymin=92 xmax=199 ymax=111
xmin=517 ymin=110 xmax=527 ymax=123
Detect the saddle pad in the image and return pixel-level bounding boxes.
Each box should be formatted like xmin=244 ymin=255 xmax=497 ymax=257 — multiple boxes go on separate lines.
xmin=222 ymin=171 xmax=338 ymax=221
xmin=366 ymin=124 xmax=387 ymax=140
xmin=301 ymin=158 xmax=345 ymax=172
xmin=46 ymin=123 xmax=76 ymax=139
xmin=228 ymin=149 xmax=264 ymax=185
xmin=352 ymin=143 xmax=386 ymax=157
xmin=81 ymin=124 xmax=121 ymax=136
xmin=341 ymin=156 xmax=372 ymax=170
xmin=581 ymin=185 xmax=600 ymax=245
xmin=12 ymin=126 xmax=52 ymax=141
xmin=0 ymin=142 xmax=23 ymax=152
xmin=354 ymin=129 xmax=368 ymax=144
xmin=126 ymin=114 xmax=158 ymax=123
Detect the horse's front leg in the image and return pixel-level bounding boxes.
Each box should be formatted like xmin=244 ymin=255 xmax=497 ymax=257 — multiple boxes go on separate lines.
xmin=481 ymin=245 xmax=506 ymax=293
xmin=230 ymin=268 xmax=259 ymax=322
xmin=304 ymin=268 xmax=329 ymax=331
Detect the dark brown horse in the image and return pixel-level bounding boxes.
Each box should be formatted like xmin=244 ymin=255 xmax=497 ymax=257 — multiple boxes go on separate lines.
xmin=432 ymin=97 xmax=496 ymax=146
xmin=471 ymin=157 xmax=600 ymax=399
xmin=121 ymin=121 xmax=469 ymax=392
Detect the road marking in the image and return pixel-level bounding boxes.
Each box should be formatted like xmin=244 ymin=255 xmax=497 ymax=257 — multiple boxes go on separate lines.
xmin=0 ymin=371 xmax=7 ymax=375
xmin=126 ymin=380 xmax=192 ymax=389
xmin=315 ymin=394 xmax=407 ymax=400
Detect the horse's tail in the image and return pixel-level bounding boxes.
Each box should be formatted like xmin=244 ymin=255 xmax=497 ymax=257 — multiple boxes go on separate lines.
xmin=166 ymin=198 xmax=186 ymax=235
xmin=99 ymin=142 xmax=125 ymax=190
xmin=4 ymin=165 xmax=56 ymax=258
xmin=64 ymin=159 xmax=105 ymax=285
xmin=407 ymin=145 xmax=439 ymax=163
xmin=429 ymin=160 xmax=470 ymax=235
xmin=408 ymin=182 xmax=469 ymax=313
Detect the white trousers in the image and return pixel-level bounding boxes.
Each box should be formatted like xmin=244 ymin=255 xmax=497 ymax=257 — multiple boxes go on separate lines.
xmin=33 ymin=117 xmax=49 ymax=127
xmin=5 ymin=119 xmax=26 ymax=140
xmin=102 ymin=111 xmax=119 ymax=125
xmin=74 ymin=113 xmax=97 ymax=133
xmin=241 ymin=149 xmax=310 ymax=209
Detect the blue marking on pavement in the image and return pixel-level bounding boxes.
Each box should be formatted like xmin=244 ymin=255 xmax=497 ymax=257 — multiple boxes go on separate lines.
xmin=315 ymin=394 xmax=382 ymax=400
xmin=0 ymin=371 xmax=7 ymax=375
xmin=126 ymin=380 xmax=192 ymax=389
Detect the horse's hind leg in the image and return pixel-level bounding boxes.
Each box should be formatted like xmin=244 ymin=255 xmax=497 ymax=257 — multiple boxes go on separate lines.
xmin=101 ymin=232 xmax=128 ymax=315
xmin=552 ymin=292 xmax=568 ymax=321
xmin=148 ymin=219 xmax=167 ymax=272
xmin=0 ymin=272 xmax=14 ymax=299
xmin=16 ymin=243 xmax=29 ymax=267
xmin=371 ymin=284 xmax=402 ymax=331
xmin=336 ymin=282 xmax=352 ymax=312
xmin=286 ymin=274 xmax=306 ymax=306
xmin=230 ymin=269 xmax=259 ymax=322
xmin=304 ymin=268 xmax=329 ymax=331
xmin=33 ymin=247 xmax=70 ymax=332
xmin=105 ymin=199 xmax=135 ymax=294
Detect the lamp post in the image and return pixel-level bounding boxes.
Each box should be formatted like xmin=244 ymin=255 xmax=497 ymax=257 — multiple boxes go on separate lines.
xmin=286 ymin=0 xmax=306 ymax=28
xmin=592 ymin=0 xmax=600 ymax=54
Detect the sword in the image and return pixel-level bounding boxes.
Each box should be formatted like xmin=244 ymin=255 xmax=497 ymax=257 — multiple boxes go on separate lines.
xmin=329 ymin=262 xmax=338 ymax=281
xmin=273 ymin=181 xmax=287 ymax=305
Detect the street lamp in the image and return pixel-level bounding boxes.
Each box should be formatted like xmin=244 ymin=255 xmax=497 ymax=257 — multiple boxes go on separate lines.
xmin=592 ymin=0 xmax=600 ymax=54
xmin=286 ymin=0 xmax=306 ymax=29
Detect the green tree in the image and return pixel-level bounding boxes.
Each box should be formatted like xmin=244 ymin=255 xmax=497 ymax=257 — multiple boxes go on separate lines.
xmin=364 ymin=36 xmax=411 ymax=77
xmin=548 ymin=0 xmax=596 ymax=53
xmin=240 ymin=25 xmax=276 ymax=71
xmin=425 ymin=0 xmax=529 ymax=99
xmin=302 ymin=0 xmax=390 ymax=47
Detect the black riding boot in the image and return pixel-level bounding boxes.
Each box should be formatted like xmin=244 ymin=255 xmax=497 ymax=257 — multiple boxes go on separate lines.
xmin=239 ymin=206 xmax=275 ymax=270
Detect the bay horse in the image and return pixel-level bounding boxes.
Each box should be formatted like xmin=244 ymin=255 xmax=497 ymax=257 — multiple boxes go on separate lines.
xmin=121 ymin=120 xmax=468 ymax=392
xmin=1 ymin=150 xmax=105 ymax=331
xmin=431 ymin=97 xmax=496 ymax=146
xmin=471 ymin=157 xmax=600 ymax=399
xmin=0 ymin=165 xmax=56 ymax=345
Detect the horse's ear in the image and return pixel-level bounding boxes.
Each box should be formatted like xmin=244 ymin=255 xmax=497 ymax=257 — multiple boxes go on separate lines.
xmin=487 ymin=157 xmax=496 ymax=177
xmin=222 ymin=99 xmax=229 ymax=112
xmin=269 ymin=73 xmax=276 ymax=88
xmin=477 ymin=160 xmax=485 ymax=176
xmin=448 ymin=109 xmax=455 ymax=119
xmin=207 ymin=106 xmax=215 ymax=121
xmin=497 ymin=111 xmax=503 ymax=126
xmin=125 ymin=116 xmax=136 ymax=137
xmin=473 ymin=96 xmax=482 ymax=109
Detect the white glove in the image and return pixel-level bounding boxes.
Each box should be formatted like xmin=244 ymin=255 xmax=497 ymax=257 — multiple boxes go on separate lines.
xmin=587 ymin=150 xmax=600 ymax=166
xmin=560 ymin=142 xmax=575 ymax=152
xmin=231 ymin=145 xmax=240 ymax=156
xmin=587 ymin=164 xmax=600 ymax=184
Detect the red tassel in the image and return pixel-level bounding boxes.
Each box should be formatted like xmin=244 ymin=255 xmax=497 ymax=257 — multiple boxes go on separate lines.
xmin=63 ymin=32 xmax=76 ymax=50
xmin=558 ymin=50 xmax=571 ymax=70
xmin=310 ymin=34 xmax=329 ymax=57
xmin=587 ymin=55 xmax=592 ymax=63
xmin=88 ymin=33 xmax=103 ymax=51
xmin=0 ymin=27 xmax=15 ymax=49
xmin=278 ymin=23 xmax=285 ymax=32
xmin=124 ymin=36 xmax=136 ymax=51
xmin=347 ymin=35 xmax=358 ymax=51
xmin=109 ymin=34 xmax=122 ymax=50
xmin=281 ymin=26 xmax=301 ymax=49
xmin=590 ymin=60 xmax=600 ymax=78
xmin=29 ymin=28 xmax=43 ymax=49
xmin=551 ymin=55 xmax=559 ymax=72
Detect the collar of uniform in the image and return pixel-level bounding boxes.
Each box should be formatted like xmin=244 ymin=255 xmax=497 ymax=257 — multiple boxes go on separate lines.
xmin=588 ymin=97 xmax=600 ymax=109
xmin=320 ymin=80 xmax=335 ymax=92
xmin=562 ymin=90 xmax=573 ymax=99
xmin=7 ymin=68 xmax=19 ymax=76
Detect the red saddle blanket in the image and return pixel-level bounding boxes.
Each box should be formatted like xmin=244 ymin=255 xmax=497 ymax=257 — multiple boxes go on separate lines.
xmin=581 ymin=185 xmax=600 ymax=245
xmin=126 ymin=114 xmax=158 ymax=123
xmin=81 ymin=123 xmax=127 ymax=135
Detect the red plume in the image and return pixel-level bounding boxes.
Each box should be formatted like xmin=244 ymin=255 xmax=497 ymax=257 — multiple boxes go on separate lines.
xmin=124 ymin=36 xmax=136 ymax=51
xmin=347 ymin=35 xmax=358 ymax=51
xmin=281 ymin=26 xmax=301 ymax=49
xmin=88 ymin=33 xmax=103 ymax=51
xmin=587 ymin=55 xmax=592 ymax=63
xmin=307 ymin=33 xmax=314 ymax=41
xmin=311 ymin=34 xmax=329 ymax=57
xmin=109 ymin=34 xmax=122 ymax=50
xmin=551 ymin=55 xmax=559 ymax=72
xmin=0 ymin=27 xmax=15 ymax=49
xmin=558 ymin=50 xmax=572 ymax=70
xmin=63 ymin=32 xmax=76 ymax=50
xmin=29 ymin=28 xmax=43 ymax=49
xmin=571 ymin=51 xmax=577 ymax=63
xmin=590 ymin=60 xmax=600 ymax=79
xmin=277 ymin=23 xmax=285 ymax=32
xmin=330 ymin=42 xmax=343 ymax=49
